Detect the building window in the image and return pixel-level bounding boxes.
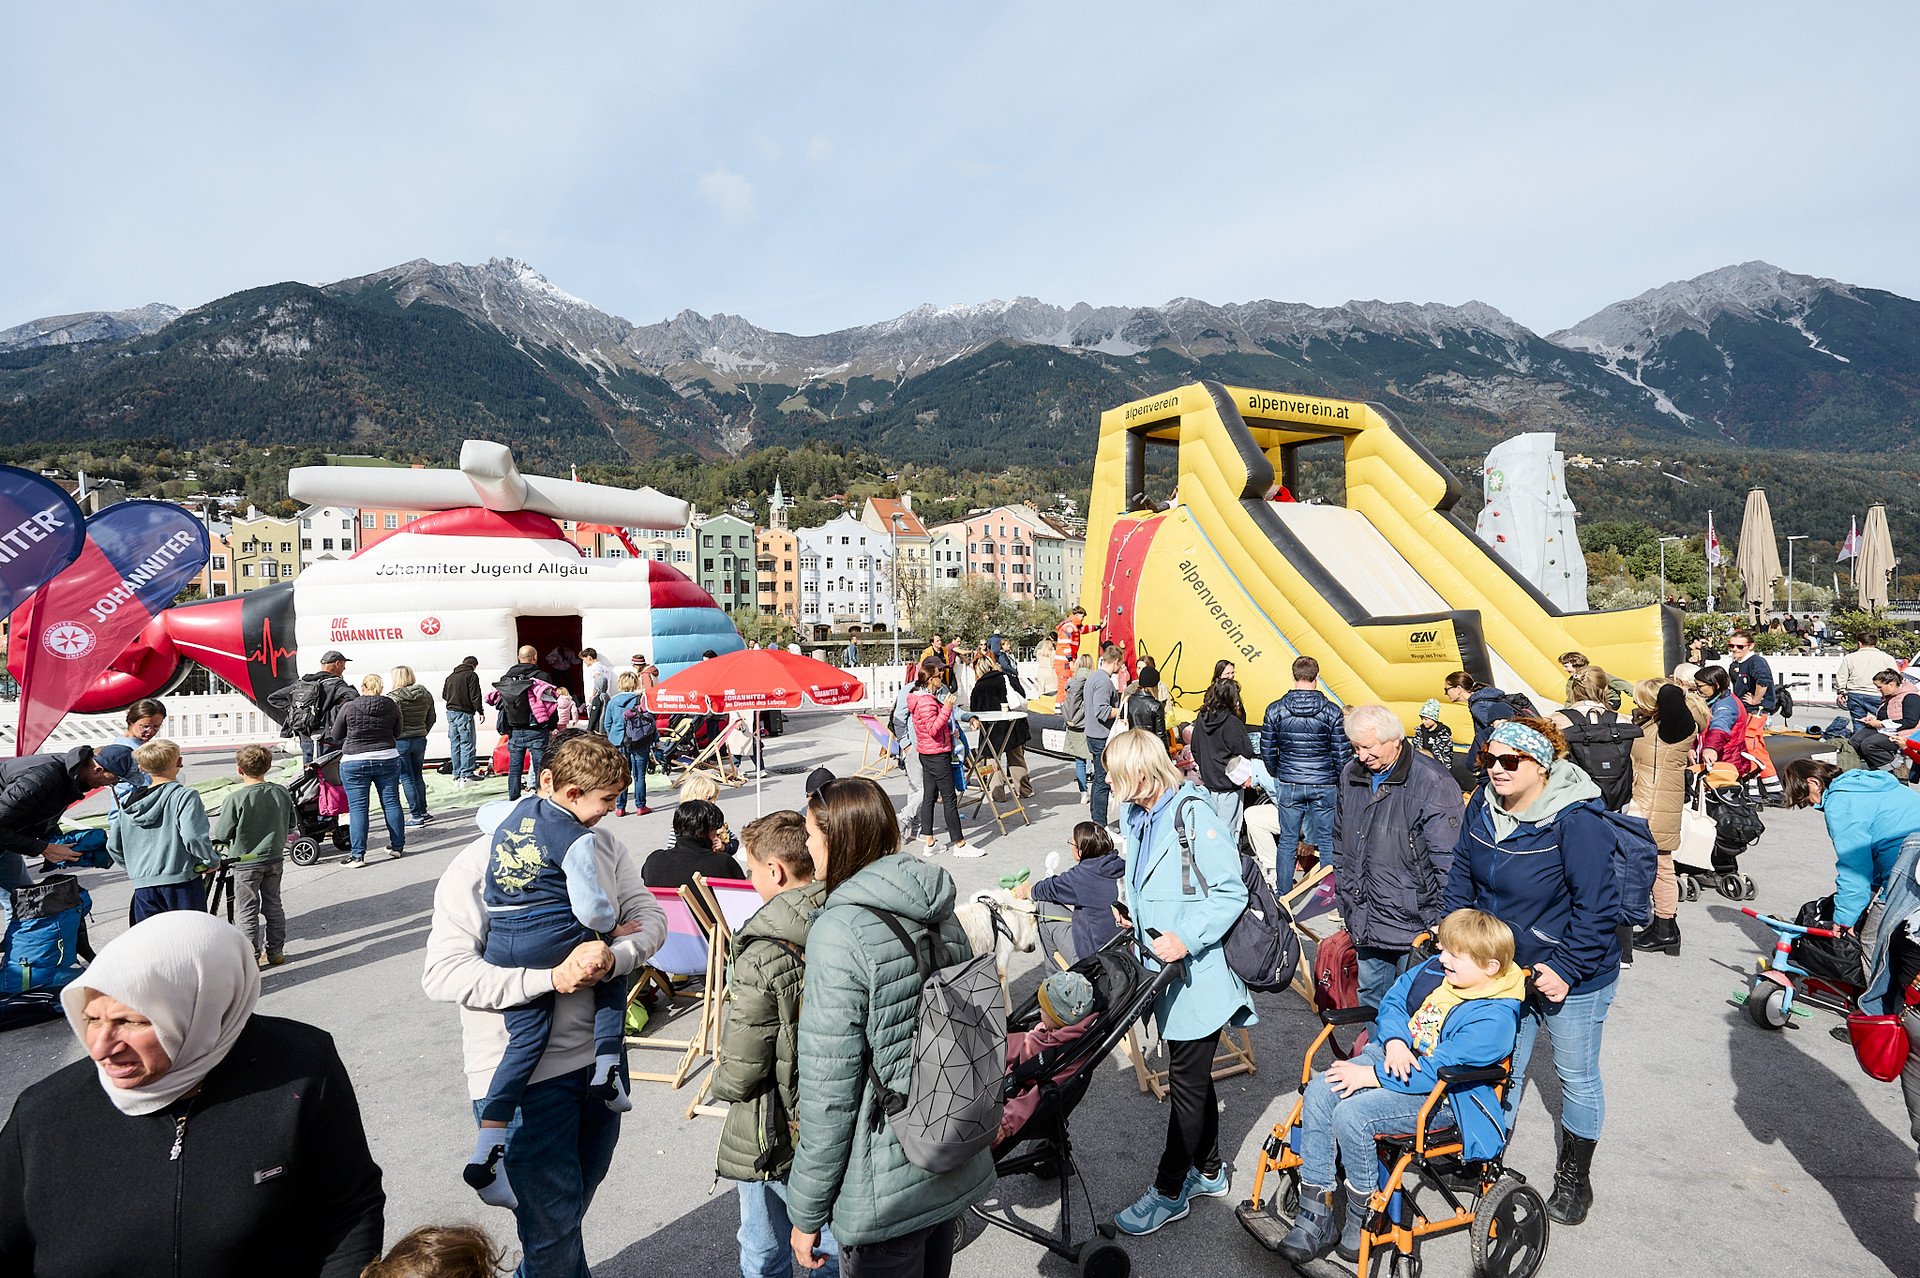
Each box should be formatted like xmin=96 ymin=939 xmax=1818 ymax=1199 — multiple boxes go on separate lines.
xmin=841 ymin=537 xmax=850 ymax=546
xmin=801 ymin=557 xmax=817 ymax=570
xmin=675 ymin=549 xmax=690 ymax=563
xmin=783 ymin=559 xmax=792 ymax=571
xmin=703 ymin=535 xmax=714 ymax=547
xmin=722 ymin=580 xmax=732 ymax=593
xmin=406 ymin=514 xmax=418 ymax=523
xmin=653 ymin=548 xmax=668 ymax=561
xmin=608 ymin=547 xmax=624 ymax=558
xmin=825 ymin=557 xmax=834 ymax=569
xmin=804 ymin=602 xmax=818 ymax=616
xmin=301 ymin=538 xmax=312 ymax=551
xmin=384 ymin=514 xmax=398 ymax=529
xmin=212 ymin=583 xmax=228 ymax=596
xmin=362 ymin=514 xmax=375 ymax=528
xmin=703 ymin=558 xmax=714 ymax=572
xmin=211 ymin=555 xmax=227 ymax=570
xmin=721 ymin=535 xmax=732 ymax=548
xmin=341 ymin=537 xmax=352 ymax=551
xmin=241 ymin=564 xmax=252 ymax=578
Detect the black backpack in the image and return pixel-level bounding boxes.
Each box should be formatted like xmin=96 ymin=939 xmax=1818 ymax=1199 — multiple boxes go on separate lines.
xmin=280 ymin=679 xmax=325 ymax=738
xmin=1172 ymin=796 xmax=1301 ymax=993
xmin=1788 ymin=895 xmax=1864 ymax=986
xmin=494 ymin=675 xmax=538 ymax=729
xmin=1560 ymin=708 xmax=1642 ymax=811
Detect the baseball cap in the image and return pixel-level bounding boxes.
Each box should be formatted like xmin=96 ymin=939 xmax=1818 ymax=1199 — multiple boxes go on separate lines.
xmin=92 ymin=744 xmax=140 ymax=779
xmin=805 ymin=767 xmax=836 ymax=797
xmin=320 ymin=650 xmax=349 ymax=665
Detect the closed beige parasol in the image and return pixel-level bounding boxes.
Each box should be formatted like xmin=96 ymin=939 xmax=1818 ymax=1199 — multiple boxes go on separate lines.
xmin=1858 ymin=503 xmax=1895 ymax=610
xmin=1737 ymin=486 xmax=1783 ymax=620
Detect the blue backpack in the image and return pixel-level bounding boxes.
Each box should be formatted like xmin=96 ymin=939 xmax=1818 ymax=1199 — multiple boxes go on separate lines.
xmin=2 ymin=874 xmax=92 ymax=997
xmin=1597 ymin=808 xmax=1659 ymax=928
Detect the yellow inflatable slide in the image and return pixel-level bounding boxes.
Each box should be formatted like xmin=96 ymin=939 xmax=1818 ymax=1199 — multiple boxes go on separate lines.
xmin=1081 ymin=381 xmax=1680 ymax=738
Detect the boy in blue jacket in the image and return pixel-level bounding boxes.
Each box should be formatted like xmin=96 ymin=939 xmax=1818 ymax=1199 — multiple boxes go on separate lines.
xmin=1279 ymin=909 xmax=1525 ymax=1265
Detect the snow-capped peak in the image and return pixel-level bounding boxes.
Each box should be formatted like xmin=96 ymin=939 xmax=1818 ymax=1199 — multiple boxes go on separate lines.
xmin=1549 ymin=261 xmax=1855 ymax=352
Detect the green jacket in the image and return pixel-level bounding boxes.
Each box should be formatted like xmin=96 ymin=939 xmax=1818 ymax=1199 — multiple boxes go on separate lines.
xmin=211 ymin=780 xmax=297 ymax=864
xmin=710 ymin=879 xmax=828 ymax=1182
xmin=787 ymin=856 xmax=995 ymax=1245
xmin=389 ymin=684 xmax=437 ymax=739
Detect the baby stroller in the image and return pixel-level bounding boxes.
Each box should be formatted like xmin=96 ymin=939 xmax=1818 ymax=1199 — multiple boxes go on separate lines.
xmin=1238 ymin=1006 xmax=1548 ymax=1278
xmin=285 ymin=748 xmax=352 ymax=866
xmin=1674 ymin=774 xmax=1763 ymax=902
xmin=965 ymin=933 xmax=1186 ymax=1278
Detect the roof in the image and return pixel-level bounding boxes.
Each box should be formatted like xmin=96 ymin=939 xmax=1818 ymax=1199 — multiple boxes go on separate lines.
xmin=865 ymin=496 xmax=928 ymax=538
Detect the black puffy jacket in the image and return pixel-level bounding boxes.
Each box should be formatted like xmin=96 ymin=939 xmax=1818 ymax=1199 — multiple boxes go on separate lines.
xmin=1260 ymin=689 xmax=1354 ymax=786
xmin=0 ymin=747 xmax=94 ymax=881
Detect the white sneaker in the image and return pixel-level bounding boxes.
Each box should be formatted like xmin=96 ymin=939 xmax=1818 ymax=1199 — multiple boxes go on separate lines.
xmin=919 ymin=844 xmax=940 ymax=858
xmin=951 ymin=845 xmax=986 ymax=859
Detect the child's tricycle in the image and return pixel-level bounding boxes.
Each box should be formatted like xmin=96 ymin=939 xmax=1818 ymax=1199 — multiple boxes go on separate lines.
xmin=1737 ymin=905 xmax=1861 ymax=1029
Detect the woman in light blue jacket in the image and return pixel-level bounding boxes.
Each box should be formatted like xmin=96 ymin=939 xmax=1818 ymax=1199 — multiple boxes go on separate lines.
xmin=1105 ymin=728 xmax=1253 ymax=1237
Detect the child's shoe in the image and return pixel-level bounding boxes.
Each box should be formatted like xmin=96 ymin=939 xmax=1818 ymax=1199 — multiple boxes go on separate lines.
xmin=1276 ymin=1184 xmax=1339 ymax=1262
xmin=589 ymin=1054 xmax=633 ymax=1112
xmin=1115 ymin=1185 xmax=1190 ymax=1235
xmin=1336 ymin=1180 xmax=1372 ymax=1261
xmin=464 ymin=1132 xmax=517 ymax=1209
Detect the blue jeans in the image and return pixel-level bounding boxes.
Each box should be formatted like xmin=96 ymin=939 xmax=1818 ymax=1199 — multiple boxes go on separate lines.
xmin=1294 ymin=1042 xmax=1455 ymax=1189
xmin=471 ymin=1065 xmax=621 ymax=1278
xmin=1848 ymin=692 xmax=1881 ymax=733
xmin=1355 ymin=946 xmax=1414 ymax=1035
xmin=448 ymin=711 xmax=477 ymax=778
xmin=1275 ymin=782 xmax=1338 ymax=851
xmin=1088 ymin=737 xmax=1110 ymax=825
xmin=396 ymin=736 xmax=429 ymax=816
xmin=508 ymin=728 xmax=553 ymax=800
xmin=1074 ymin=757 xmax=1088 ymax=793
xmin=620 ymin=746 xmax=650 ymax=812
xmin=735 ymin=1176 xmax=840 ymax=1278
xmin=1209 ymin=788 xmax=1244 ymax=852
xmin=480 ymin=907 xmax=627 ymax=1123
xmin=339 ymin=756 xmax=405 ymax=860
xmin=1505 ymin=978 xmax=1618 ymax=1141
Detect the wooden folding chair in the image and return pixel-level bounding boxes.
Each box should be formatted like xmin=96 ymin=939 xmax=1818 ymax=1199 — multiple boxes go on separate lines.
xmin=680 ymin=875 xmax=767 ymax=1119
xmin=625 ymin=886 xmax=723 ymax=1088
xmin=853 ymin=713 xmax=902 ymax=780
xmin=1279 ymin=862 xmax=1339 ymax=1008
xmin=1142 ymin=1028 xmax=1257 ymax=1100
xmin=960 ymin=722 xmax=1029 ymax=836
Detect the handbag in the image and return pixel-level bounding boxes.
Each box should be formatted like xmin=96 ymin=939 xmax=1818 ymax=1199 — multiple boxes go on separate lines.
xmin=1846 ymin=1012 xmax=1910 ymax=1082
xmin=1676 ymin=784 xmax=1717 ymax=866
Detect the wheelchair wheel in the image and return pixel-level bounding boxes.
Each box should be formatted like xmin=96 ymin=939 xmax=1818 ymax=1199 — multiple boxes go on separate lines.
xmin=1279 ymin=1173 xmax=1300 ymax=1221
xmin=1470 ymin=1175 xmax=1548 ymax=1278
xmin=1077 ymin=1241 xmax=1131 ymax=1278
xmin=287 ymin=836 xmax=320 ymax=867
xmin=1390 ymin=1250 xmax=1424 ymax=1278
xmin=1746 ymin=977 xmax=1790 ymax=1029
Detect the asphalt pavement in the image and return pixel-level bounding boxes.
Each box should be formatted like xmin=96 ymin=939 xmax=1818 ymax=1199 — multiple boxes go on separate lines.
xmin=3 ymin=722 xmax=1916 ymax=1277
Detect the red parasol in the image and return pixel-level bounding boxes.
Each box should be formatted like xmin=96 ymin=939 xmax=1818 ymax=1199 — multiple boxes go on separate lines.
xmin=646 ymin=648 xmax=866 ymax=815
xmin=645 ymin=648 xmax=865 ymax=713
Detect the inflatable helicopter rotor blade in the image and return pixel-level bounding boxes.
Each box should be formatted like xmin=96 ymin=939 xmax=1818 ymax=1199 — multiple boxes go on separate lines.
xmin=288 ymin=439 xmax=691 ymax=529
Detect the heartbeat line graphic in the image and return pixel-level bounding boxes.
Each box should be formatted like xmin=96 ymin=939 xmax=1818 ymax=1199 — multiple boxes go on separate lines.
xmin=249 ymin=616 xmax=297 ymax=675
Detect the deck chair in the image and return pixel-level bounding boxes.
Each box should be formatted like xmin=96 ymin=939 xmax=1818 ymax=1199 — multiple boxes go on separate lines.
xmin=1279 ymin=863 xmax=1338 ymax=1007
xmin=671 ymin=716 xmax=749 ymax=789
xmin=681 ymin=874 xmax=768 ymax=1119
xmin=854 ymin=713 xmax=902 ymax=780
xmin=625 ymin=885 xmax=723 ymax=1088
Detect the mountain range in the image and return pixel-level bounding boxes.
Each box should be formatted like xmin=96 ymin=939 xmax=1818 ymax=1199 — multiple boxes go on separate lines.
xmin=3 ymin=258 xmax=1916 ymax=484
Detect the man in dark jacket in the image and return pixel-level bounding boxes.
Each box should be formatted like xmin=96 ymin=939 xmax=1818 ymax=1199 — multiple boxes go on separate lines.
xmin=0 ymin=745 xmax=139 ymax=888
xmin=1260 ymin=656 xmax=1353 ymax=867
xmin=267 ymin=650 xmax=357 ymax=764
xmin=489 ymin=645 xmax=557 ymax=801
xmin=1332 ymin=704 xmax=1464 ymax=1028
xmin=442 ymin=655 xmax=484 ymax=783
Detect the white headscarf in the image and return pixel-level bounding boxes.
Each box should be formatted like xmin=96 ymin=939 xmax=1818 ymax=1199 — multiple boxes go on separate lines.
xmin=60 ymin=912 xmax=261 ymax=1115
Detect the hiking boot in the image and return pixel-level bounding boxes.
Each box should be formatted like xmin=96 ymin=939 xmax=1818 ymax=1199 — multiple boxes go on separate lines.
xmin=1545 ymin=1128 xmax=1597 ymax=1225
xmin=1276 ymin=1184 xmax=1338 ymax=1263
xmin=1116 ymin=1186 xmax=1190 ymax=1236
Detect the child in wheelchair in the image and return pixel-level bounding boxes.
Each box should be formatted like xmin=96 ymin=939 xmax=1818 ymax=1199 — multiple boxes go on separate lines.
xmin=1279 ymin=909 xmax=1526 ymax=1265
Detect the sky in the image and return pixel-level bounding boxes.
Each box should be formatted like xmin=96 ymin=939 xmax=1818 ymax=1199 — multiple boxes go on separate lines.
xmin=4 ymin=2 xmax=1918 ymax=338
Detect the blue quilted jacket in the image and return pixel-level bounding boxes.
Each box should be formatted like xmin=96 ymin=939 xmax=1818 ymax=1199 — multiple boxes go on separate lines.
xmin=1260 ymin=689 xmax=1353 ymax=785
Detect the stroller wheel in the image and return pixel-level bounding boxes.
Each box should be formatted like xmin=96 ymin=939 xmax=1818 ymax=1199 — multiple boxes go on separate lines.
xmin=287 ymin=837 xmax=321 ymax=867
xmin=1716 ymin=874 xmax=1745 ymax=900
xmin=332 ymin=827 xmax=353 ymax=852
xmin=1681 ymin=877 xmax=1699 ymax=903
xmin=1746 ymin=977 xmax=1790 ymax=1029
xmin=1077 ymin=1241 xmax=1131 ymax=1278
xmin=1030 ymin=1158 xmax=1061 ymax=1181
xmin=1740 ymin=875 xmax=1757 ymax=901
xmin=1470 ymin=1175 xmax=1548 ymax=1278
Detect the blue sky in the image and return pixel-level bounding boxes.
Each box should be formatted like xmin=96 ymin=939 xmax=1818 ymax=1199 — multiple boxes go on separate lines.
xmin=4 ymin=2 xmax=1916 ymax=336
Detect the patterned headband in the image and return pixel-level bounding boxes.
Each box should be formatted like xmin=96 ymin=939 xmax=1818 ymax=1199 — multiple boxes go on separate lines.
xmin=1488 ymin=719 xmax=1554 ymax=769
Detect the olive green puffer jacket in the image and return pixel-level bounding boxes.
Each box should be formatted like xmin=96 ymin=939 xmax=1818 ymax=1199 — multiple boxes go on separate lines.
xmin=711 ymin=879 xmax=828 ymax=1182
xmin=786 ymin=855 xmax=995 ymax=1246
xmin=388 ymin=683 xmax=437 ymax=739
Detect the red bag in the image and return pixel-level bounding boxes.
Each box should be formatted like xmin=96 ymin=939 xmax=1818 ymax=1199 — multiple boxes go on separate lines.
xmin=1846 ymin=1012 xmax=1911 ymax=1082
xmin=316 ymin=780 xmax=348 ymax=818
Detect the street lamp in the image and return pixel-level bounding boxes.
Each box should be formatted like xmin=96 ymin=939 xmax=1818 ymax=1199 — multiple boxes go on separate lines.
xmin=1785 ymin=535 xmax=1808 ymax=616
xmin=1657 ymin=536 xmax=1683 ymax=605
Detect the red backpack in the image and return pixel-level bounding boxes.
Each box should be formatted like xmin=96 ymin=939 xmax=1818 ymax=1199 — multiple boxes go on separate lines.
xmin=1312 ymin=929 xmax=1365 ymax=1058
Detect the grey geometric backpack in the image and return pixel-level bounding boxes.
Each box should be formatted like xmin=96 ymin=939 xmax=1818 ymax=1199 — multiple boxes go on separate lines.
xmin=859 ymin=905 xmax=1007 ymax=1174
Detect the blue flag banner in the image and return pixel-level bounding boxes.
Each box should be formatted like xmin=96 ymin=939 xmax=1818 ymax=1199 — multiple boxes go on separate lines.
xmin=0 ymin=466 xmax=86 ymax=617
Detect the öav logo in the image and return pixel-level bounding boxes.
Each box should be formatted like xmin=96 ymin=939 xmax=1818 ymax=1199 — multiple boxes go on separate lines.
xmin=420 ymin=616 xmax=442 ymax=636
xmin=1409 ymin=629 xmax=1438 ymax=644
xmin=42 ymin=621 xmax=97 ymax=659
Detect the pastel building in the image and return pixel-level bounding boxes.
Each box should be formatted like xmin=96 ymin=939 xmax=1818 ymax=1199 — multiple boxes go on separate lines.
xmin=797 ymin=512 xmax=895 ymax=634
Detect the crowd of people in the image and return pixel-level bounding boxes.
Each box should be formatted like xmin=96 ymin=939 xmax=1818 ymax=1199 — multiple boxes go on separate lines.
xmin=2 ymin=614 xmax=1919 ymax=1278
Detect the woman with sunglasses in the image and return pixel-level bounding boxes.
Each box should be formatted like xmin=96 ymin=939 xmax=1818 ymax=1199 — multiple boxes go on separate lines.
xmin=1442 ymin=717 xmax=1620 ymax=1229
xmin=1692 ymin=665 xmax=1754 ymax=778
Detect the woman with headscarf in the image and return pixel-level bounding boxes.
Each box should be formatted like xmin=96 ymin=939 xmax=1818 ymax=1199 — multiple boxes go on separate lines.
xmin=0 ymin=912 xmax=385 ymax=1276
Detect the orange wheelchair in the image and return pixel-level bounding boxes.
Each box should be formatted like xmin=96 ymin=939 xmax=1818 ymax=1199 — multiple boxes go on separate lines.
xmin=1236 ymin=1006 xmax=1550 ymax=1278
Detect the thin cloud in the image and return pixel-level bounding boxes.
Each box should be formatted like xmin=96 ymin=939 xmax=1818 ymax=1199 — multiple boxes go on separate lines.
xmin=698 ymin=169 xmax=757 ymax=223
